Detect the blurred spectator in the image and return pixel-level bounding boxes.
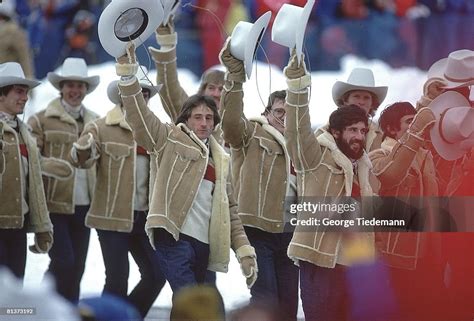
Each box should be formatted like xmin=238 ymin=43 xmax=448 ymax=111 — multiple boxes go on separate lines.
xmin=27 ymin=0 xmax=80 ymax=79
xmin=78 ymin=294 xmax=141 ymax=321
xmin=58 ymin=9 xmax=97 ymax=64
xmin=0 ymin=268 xmax=80 ymax=321
xmin=170 ymin=285 xmax=225 ymax=321
xmin=0 ymin=0 xmax=35 ymax=77
xmin=229 ymin=302 xmax=280 ymax=321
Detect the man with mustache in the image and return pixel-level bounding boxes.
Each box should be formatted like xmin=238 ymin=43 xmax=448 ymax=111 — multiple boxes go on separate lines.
xmin=218 ymin=39 xmax=298 ymax=320
xmin=283 ymin=51 xmax=377 ymax=321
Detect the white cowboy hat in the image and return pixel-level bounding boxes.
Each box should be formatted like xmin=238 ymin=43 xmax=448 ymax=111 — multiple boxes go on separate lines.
xmin=229 ymin=11 xmax=271 ymax=79
xmin=429 ymin=91 xmax=474 ymax=161
xmin=332 ymin=68 xmax=388 ymax=106
xmin=161 ymin=0 xmax=180 ymax=25
xmin=98 ymin=0 xmax=164 ymax=58
xmin=0 ymin=62 xmax=40 ymax=89
xmin=0 ymin=0 xmax=15 ymax=19
xmin=47 ymin=58 xmax=99 ymax=94
xmin=107 ymin=66 xmax=161 ymax=104
xmin=427 ymin=49 xmax=474 ymax=89
xmin=271 ymin=0 xmax=315 ymax=64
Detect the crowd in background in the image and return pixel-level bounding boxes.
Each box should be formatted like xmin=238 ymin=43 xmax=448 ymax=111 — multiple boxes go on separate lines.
xmin=1 ymin=0 xmax=473 ymax=79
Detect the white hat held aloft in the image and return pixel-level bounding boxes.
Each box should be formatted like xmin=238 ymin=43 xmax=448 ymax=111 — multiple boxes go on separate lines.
xmin=332 ymin=67 xmax=388 ymax=106
xmin=98 ymin=0 xmax=164 ymax=58
xmin=229 ymin=11 xmax=271 ymax=79
xmin=47 ymin=57 xmax=100 ymax=94
xmin=271 ymin=0 xmax=315 ymax=64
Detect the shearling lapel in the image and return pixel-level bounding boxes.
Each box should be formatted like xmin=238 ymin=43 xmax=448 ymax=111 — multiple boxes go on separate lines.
xmin=105 ymin=104 xmax=131 ymax=130
xmin=44 ymin=98 xmax=77 ymax=125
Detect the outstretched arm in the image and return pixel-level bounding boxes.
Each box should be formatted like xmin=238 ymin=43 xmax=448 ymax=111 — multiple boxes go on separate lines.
xmin=219 ymin=37 xmax=255 ymax=149
xmin=117 ymin=43 xmax=170 ymax=154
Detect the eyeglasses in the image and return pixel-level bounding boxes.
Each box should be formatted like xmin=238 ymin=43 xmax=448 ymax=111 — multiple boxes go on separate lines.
xmin=271 ymin=108 xmax=286 ymax=118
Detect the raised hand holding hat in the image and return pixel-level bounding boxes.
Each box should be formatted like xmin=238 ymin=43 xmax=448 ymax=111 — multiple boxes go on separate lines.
xmin=219 ymin=37 xmax=245 ymax=83
xmin=284 ymin=49 xmax=311 ymax=92
xmin=155 ymin=17 xmax=177 ymax=50
xmin=116 ymin=42 xmax=138 ymax=77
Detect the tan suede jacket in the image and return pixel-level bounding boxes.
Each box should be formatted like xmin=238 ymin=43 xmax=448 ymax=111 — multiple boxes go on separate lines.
xmin=285 ymin=89 xmax=376 ymax=268
xmin=0 ymin=121 xmax=52 ymax=233
xmin=70 ymin=105 xmax=146 ymax=232
xmin=119 ymin=78 xmax=251 ymax=272
xmin=28 ymin=98 xmax=97 ymax=214
xmin=220 ymin=81 xmax=291 ymax=232
xmin=370 ymin=137 xmax=438 ymax=270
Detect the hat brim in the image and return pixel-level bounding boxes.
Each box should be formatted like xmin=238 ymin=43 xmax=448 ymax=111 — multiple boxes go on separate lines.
xmin=332 ymin=81 xmax=388 ymax=106
xmin=107 ymin=79 xmax=161 ymax=105
xmin=295 ymin=0 xmax=315 ymax=63
xmin=47 ymin=73 xmax=100 ymax=94
xmin=243 ymin=11 xmax=271 ymax=78
xmin=98 ymin=0 xmax=164 ymax=58
xmin=429 ymin=91 xmax=471 ymax=161
xmin=0 ymin=76 xmax=40 ymax=89
xmin=428 ymin=57 xmax=474 ymax=89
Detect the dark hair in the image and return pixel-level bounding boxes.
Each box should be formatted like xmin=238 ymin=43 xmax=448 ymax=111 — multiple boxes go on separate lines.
xmin=263 ymin=90 xmax=286 ymax=115
xmin=338 ymin=90 xmax=380 ymax=116
xmin=328 ymin=105 xmax=368 ymax=133
xmin=0 ymin=85 xmax=14 ymax=96
xmin=176 ymin=94 xmax=221 ymax=126
xmin=379 ymin=101 xmax=416 ymax=139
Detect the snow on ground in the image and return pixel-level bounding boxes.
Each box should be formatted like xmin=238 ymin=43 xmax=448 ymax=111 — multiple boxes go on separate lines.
xmin=22 ymin=54 xmax=429 ymax=316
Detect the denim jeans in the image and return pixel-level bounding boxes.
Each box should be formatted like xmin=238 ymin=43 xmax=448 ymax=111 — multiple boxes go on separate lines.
xmin=97 ymin=211 xmax=166 ymax=318
xmin=245 ymin=227 xmax=299 ymax=321
xmin=47 ymin=205 xmax=90 ymax=303
xmin=300 ymin=262 xmax=349 ymax=321
xmin=153 ymin=228 xmax=210 ymax=295
xmin=0 ymin=224 xmax=27 ymax=279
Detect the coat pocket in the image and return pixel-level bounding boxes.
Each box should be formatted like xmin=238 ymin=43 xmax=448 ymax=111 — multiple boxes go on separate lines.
xmin=44 ymin=131 xmax=77 ymax=158
xmin=104 ymin=143 xmax=132 ymax=168
xmin=258 ymin=137 xmax=284 ymax=156
xmin=173 ymin=143 xmax=201 ymax=172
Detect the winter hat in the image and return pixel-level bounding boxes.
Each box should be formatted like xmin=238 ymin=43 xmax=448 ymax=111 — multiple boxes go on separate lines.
xmin=98 ymin=0 xmax=164 ymax=58
xmin=0 ymin=62 xmax=40 ymax=89
xmin=429 ymin=91 xmax=474 ymax=161
xmin=332 ymin=68 xmax=388 ymax=107
xmin=271 ymin=0 xmax=315 ymax=64
xmin=229 ymin=11 xmax=272 ymax=78
xmin=47 ymin=57 xmax=100 ymax=93
xmin=427 ymin=49 xmax=474 ymax=89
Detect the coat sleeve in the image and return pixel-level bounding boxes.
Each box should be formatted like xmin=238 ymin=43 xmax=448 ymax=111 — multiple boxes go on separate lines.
xmin=27 ymin=114 xmax=44 ymax=151
xmin=220 ymin=80 xmax=255 ymax=149
xmin=69 ymin=121 xmax=101 ymax=169
xmin=119 ymin=77 xmax=170 ymax=153
xmin=227 ymin=172 xmax=251 ymax=251
xmin=284 ymin=89 xmax=323 ymax=171
xmin=150 ymin=46 xmax=189 ymax=122
xmin=12 ymin=26 xmax=35 ymax=78
xmin=369 ymin=135 xmax=424 ymax=189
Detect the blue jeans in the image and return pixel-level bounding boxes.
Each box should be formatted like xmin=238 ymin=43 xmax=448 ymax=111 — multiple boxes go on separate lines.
xmin=47 ymin=205 xmax=90 ymax=303
xmin=153 ymin=229 xmax=210 ymax=294
xmin=97 ymin=211 xmax=166 ymax=318
xmin=0 ymin=223 xmax=27 ymax=280
xmin=245 ymin=227 xmax=299 ymax=321
xmin=300 ymin=262 xmax=349 ymax=321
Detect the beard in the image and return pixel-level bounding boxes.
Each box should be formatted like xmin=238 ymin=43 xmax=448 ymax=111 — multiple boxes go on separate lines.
xmin=336 ymin=136 xmax=364 ymax=160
